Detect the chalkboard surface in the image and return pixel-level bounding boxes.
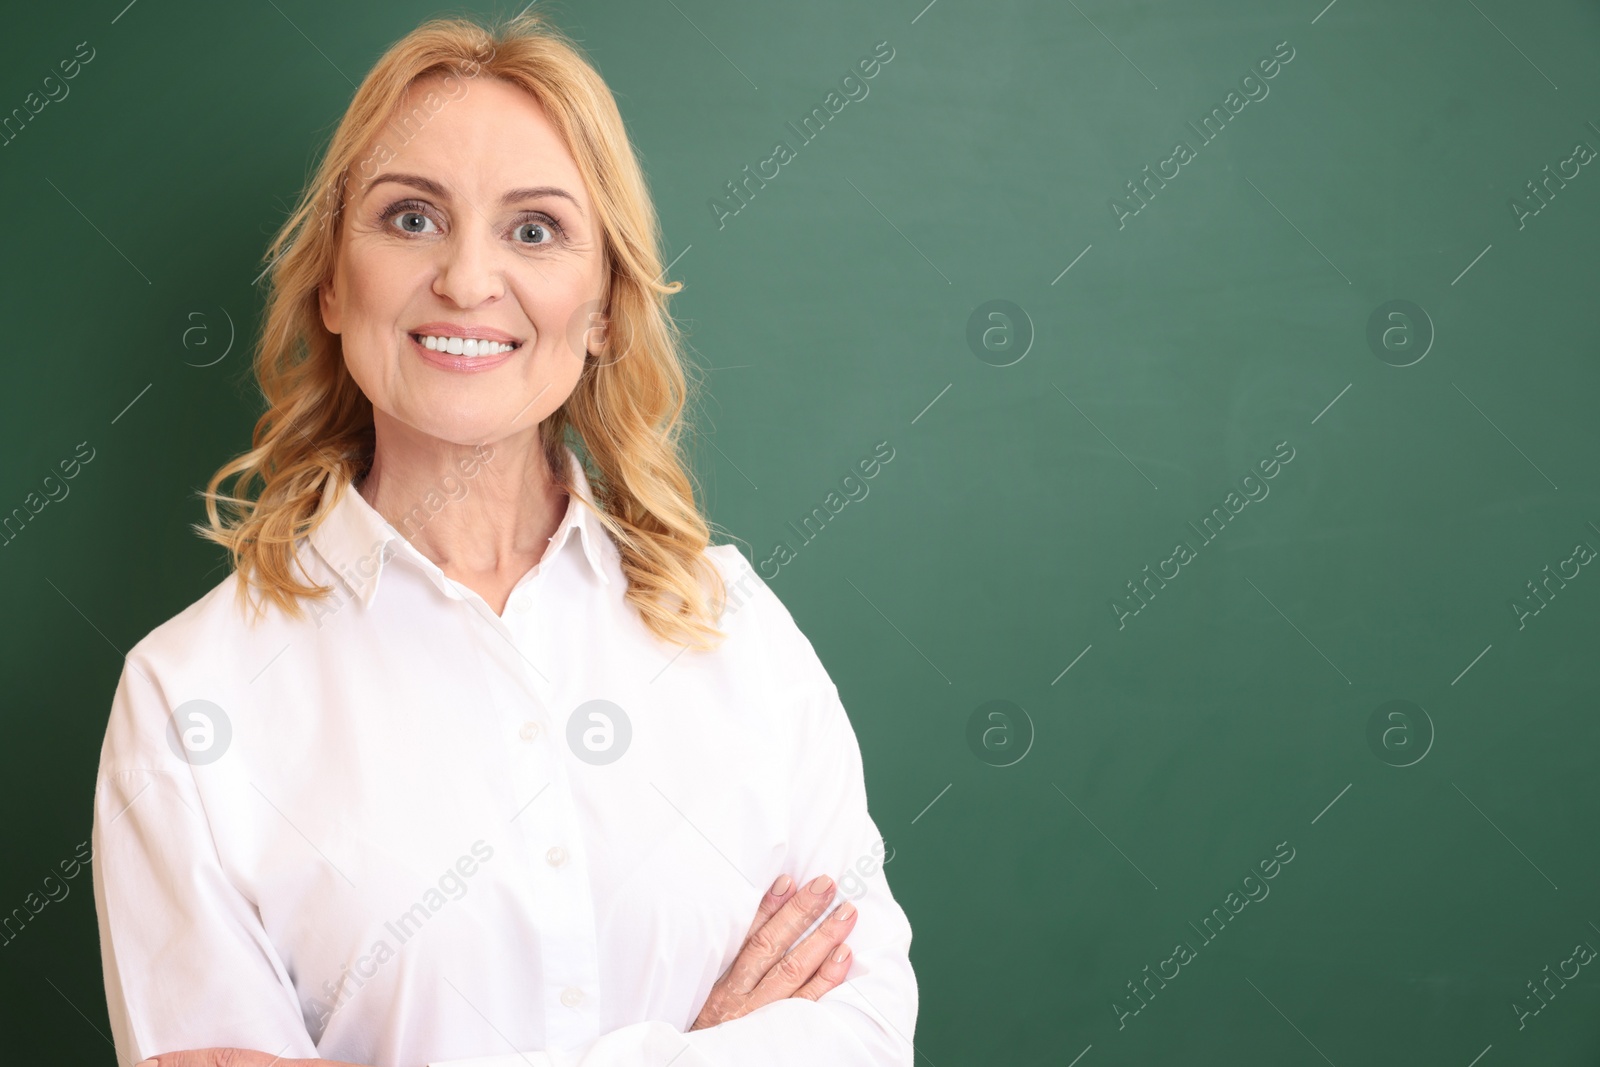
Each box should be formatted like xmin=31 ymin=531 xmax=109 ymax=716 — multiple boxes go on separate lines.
xmin=2 ymin=1 xmax=1598 ymax=1064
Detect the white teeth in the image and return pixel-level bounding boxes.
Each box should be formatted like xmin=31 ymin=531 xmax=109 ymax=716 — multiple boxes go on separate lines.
xmin=416 ymin=334 xmax=516 ymax=356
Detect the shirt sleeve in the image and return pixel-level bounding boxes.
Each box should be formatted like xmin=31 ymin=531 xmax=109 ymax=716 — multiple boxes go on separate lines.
xmin=92 ymin=658 xmax=321 ymax=1065
xmin=432 ymin=567 xmax=919 ymax=1067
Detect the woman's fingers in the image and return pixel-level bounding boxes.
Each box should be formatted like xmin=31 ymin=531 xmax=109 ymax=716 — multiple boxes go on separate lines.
xmin=744 ymin=873 xmax=797 ymax=942
xmin=135 ymin=1050 xmax=289 ymax=1067
xmin=748 ymin=895 xmax=858 ymax=1005
xmin=722 ymin=874 xmax=841 ymax=996
xmin=791 ymin=940 xmax=853 ymax=1002
xmin=688 ymin=872 xmax=859 ymax=1031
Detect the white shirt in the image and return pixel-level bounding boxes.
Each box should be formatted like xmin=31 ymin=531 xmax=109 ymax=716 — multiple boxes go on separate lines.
xmin=91 ymin=444 xmax=917 ymax=1067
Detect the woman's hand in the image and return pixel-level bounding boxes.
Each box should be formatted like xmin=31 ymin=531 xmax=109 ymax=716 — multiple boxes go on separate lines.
xmin=133 ymin=874 xmax=856 ymax=1059
xmin=689 ymin=872 xmax=859 ymax=1031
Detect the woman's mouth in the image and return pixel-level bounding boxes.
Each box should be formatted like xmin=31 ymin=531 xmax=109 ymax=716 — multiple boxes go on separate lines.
xmin=411 ymin=333 xmax=520 ymax=357
xmin=407 ymin=332 xmax=522 ymax=373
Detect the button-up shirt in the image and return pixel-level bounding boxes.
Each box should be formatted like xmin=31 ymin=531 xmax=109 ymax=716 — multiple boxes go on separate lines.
xmin=91 ymin=445 xmax=917 ymax=1066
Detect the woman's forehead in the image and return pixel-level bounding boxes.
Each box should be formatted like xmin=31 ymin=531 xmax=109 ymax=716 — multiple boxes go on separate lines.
xmin=352 ymin=76 xmax=588 ymax=208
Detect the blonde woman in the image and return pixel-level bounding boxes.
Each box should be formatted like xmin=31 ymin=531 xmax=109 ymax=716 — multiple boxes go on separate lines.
xmin=91 ymin=11 xmax=915 ymax=1067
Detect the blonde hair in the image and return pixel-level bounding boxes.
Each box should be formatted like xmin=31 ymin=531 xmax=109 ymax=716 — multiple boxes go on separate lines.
xmin=197 ymin=9 xmax=731 ymax=651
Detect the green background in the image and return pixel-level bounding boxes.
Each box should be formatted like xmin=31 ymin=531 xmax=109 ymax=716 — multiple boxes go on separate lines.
xmin=3 ymin=0 xmax=1598 ymax=1063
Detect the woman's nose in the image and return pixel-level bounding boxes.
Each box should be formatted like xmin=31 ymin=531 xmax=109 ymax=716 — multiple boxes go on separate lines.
xmin=432 ymin=225 xmax=505 ymax=308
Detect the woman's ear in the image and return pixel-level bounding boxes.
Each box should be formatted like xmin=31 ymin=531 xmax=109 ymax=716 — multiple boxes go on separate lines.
xmin=319 ymin=277 xmax=342 ymax=335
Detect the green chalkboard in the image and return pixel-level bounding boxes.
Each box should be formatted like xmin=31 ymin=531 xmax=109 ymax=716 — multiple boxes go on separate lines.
xmin=3 ymin=0 xmax=1598 ymax=1063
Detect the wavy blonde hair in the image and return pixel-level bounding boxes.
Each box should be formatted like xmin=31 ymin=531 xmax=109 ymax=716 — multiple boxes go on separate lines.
xmin=198 ymin=8 xmax=732 ymax=651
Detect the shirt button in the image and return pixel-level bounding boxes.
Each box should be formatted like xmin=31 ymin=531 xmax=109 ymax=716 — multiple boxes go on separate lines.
xmin=510 ymin=592 xmax=531 ymax=613
xmin=560 ymin=986 xmax=584 ymax=1008
xmin=519 ymin=721 xmax=540 ymax=742
xmin=546 ymin=846 xmax=568 ymax=867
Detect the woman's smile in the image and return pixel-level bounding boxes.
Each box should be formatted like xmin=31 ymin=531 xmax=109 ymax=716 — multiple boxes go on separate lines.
xmin=405 ymin=321 xmax=525 ymax=373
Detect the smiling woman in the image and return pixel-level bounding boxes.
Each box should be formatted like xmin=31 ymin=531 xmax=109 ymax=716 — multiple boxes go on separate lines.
xmin=89 ymin=10 xmax=915 ymax=1067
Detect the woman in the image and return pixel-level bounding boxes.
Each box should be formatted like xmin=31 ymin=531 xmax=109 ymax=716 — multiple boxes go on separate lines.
xmin=91 ymin=11 xmax=916 ymax=1066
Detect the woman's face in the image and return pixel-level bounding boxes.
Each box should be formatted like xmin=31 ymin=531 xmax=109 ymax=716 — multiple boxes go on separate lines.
xmin=320 ymin=73 xmax=606 ymax=448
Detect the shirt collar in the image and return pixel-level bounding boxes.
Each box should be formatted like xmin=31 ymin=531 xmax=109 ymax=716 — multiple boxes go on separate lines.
xmin=307 ymin=444 xmax=612 ymax=609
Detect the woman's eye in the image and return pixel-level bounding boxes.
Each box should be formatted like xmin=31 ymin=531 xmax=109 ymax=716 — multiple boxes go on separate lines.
xmin=515 ymin=220 xmax=556 ymax=245
xmin=392 ymin=210 xmax=436 ymax=234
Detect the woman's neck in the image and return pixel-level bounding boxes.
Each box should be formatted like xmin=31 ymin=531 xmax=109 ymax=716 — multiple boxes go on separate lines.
xmin=356 ymin=416 xmax=569 ymax=592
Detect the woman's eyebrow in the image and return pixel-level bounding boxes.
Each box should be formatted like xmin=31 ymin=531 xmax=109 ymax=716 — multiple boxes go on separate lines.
xmin=364 ymin=172 xmax=585 ymax=218
xmin=501 ymin=186 xmax=586 ymax=219
xmin=364 ymin=172 xmax=449 ymax=201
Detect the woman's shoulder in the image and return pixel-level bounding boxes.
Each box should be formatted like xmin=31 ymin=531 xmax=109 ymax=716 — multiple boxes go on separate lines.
xmin=701 ymin=542 xmax=832 ymax=693
xmin=115 ymin=553 xmax=326 ymax=716
xmin=702 ymin=541 xmax=753 ymax=585
xmin=701 ymin=542 xmax=771 ymax=627
xmin=96 ymin=572 xmax=241 ymax=775
xmin=126 ymin=564 xmax=303 ymax=674
xmin=100 ymin=548 xmax=340 ymax=775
